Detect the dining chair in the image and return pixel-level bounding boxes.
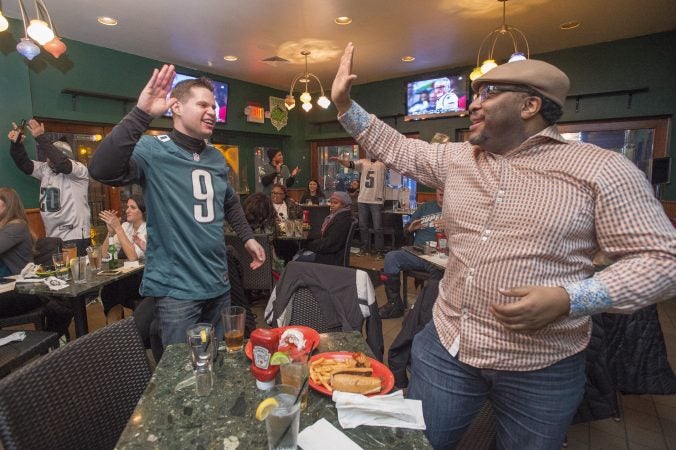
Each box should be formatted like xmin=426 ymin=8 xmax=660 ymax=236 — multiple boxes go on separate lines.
xmin=0 ymin=318 xmax=152 ymax=450
xmin=341 ymin=219 xmax=358 ymax=267
xmin=224 ymin=233 xmax=274 ymax=294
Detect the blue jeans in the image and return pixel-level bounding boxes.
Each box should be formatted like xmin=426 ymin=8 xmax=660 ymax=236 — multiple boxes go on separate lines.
xmin=358 ymin=202 xmax=384 ymax=251
xmin=408 ymin=322 xmax=585 ymax=450
xmin=383 ymin=249 xmax=441 ymax=277
xmin=155 ymin=291 xmax=231 ymax=348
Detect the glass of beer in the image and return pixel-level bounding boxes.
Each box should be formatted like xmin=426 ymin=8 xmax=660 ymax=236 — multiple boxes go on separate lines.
xmin=222 ymin=306 xmax=245 ymax=353
xmin=87 ymin=245 xmax=102 ymax=271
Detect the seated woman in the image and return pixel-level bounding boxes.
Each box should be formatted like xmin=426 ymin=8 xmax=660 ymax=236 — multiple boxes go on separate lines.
xmin=300 ymin=179 xmax=325 ymax=205
xmin=294 ymin=191 xmax=353 ymax=266
xmin=270 ymin=183 xmax=301 ymax=222
xmin=0 ymin=187 xmax=40 ymax=314
xmin=98 ymin=194 xmax=147 ymax=323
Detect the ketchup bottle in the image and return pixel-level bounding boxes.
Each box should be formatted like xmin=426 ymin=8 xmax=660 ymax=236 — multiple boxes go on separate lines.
xmin=436 ymin=231 xmax=448 ymax=255
xmin=250 ymin=328 xmax=280 ymax=390
xmin=302 ymin=209 xmax=309 ymax=226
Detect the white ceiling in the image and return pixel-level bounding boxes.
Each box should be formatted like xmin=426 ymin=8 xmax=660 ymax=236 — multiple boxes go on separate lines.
xmin=3 ymin=0 xmax=676 ymax=91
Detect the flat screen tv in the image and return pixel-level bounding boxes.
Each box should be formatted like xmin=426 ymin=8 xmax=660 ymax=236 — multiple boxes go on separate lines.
xmin=164 ymin=73 xmax=229 ymax=123
xmin=404 ymin=74 xmax=468 ymax=121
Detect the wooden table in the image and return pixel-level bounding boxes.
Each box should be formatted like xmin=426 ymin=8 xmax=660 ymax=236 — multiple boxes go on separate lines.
xmin=12 ymin=265 xmax=144 ymax=338
xmin=0 ymin=329 xmax=59 ymax=378
xmin=115 ymin=331 xmax=431 ymax=449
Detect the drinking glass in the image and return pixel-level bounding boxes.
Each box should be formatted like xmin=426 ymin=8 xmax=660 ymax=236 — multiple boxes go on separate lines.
xmin=265 ymin=384 xmax=301 ymax=450
xmin=52 ymin=252 xmax=68 ymax=280
xmin=62 ymin=242 xmax=78 ymax=261
xmin=293 ymin=220 xmax=303 ymax=238
xmin=279 ymin=358 xmax=309 ymax=411
xmin=70 ymin=256 xmax=88 ymax=284
xmin=186 ymin=323 xmax=214 ymax=370
xmin=87 ymin=245 xmax=102 ymax=271
xmin=222 ymin=306 xmax=245 ymax=353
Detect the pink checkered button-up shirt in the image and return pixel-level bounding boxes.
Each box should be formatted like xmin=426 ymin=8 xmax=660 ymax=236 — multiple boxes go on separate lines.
xmin=341 ymin=103 xmax=676 ymax=371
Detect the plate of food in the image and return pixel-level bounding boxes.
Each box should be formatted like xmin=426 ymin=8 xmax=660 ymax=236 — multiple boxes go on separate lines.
xmin=309 ymin=351 xmax=394 ymax=396
xmin=244 ymin=326 xmax=320 ymax=361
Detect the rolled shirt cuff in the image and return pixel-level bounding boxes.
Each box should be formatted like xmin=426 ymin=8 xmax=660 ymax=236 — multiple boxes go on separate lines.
xmin=337 ymin=101 xmax=371 ymax=136
xmin=564 ymin=277 xmax=612 ymax=318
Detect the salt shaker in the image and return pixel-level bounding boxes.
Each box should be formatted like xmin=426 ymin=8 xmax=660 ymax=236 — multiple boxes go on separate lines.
xmin=195 ymin=354 xmax=213 ymax=397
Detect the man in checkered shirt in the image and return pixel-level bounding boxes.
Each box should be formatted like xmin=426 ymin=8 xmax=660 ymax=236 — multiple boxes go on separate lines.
xmin=331 ymin=43 xmax=676 ymax=449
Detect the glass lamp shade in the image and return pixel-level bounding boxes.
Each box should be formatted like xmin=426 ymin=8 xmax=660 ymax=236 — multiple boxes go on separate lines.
xmin=508 ymin=51 xmax=527 ymax=62
xmin=317 ymin=95 xmax=330 ymax=109
xmin=480 ymin=59 xmax=498 ymax=74
xmin=0 ymin=13 xmax=9 ymax=32
xmin=27 ymin=19 xmax=54 ymax=45
xmin=299 ymin=91 xmax=312 ymax=104
xmin=44 ymin=36 xmax=67 ymax=58
xmin=284 ymin=94 xmax=296 ymax=110
xmin=469 ymin=67 xmax=483 ymax=81
xmin=301 ymin=102 xmax=312 ymax=112
xmin=17 ymin=38 xmax=40 ymax=60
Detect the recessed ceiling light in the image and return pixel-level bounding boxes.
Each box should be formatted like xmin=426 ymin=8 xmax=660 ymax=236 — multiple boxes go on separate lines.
xmin=223 ymin=55 xmax=238 ymax=61
xmin=560 ymin=20 xmax=580 ymax=30
xmin=207 ymin=60 xmax=213 ymax=67
xmin=335 ymin=16 xmax=352 ymax=25
xmin=401 ymin=56 xmax=415 ymax=62
xmin=97 ymin=16 xmax=118 ymax=26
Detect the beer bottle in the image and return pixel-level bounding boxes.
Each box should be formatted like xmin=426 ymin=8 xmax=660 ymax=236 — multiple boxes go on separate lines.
xmin=108 ymin=237 xmax=117 ymax=270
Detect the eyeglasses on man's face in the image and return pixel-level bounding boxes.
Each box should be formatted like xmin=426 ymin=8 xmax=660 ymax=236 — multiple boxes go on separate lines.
xmin=474 ymin=84 xmax=537 ymax=104
xmin=271 ymin=191 xmax=285 ymax=196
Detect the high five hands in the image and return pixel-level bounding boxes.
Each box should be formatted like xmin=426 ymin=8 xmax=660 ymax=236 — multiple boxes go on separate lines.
xmin=331 ymin=43 xmax=358 ymax=115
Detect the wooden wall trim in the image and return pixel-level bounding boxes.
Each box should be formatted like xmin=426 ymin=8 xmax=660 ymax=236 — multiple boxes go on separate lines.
xmin=662 ymin=200 xmax=676 ymax=221
xmin=26 ymin=208 xmax=45 ymax=238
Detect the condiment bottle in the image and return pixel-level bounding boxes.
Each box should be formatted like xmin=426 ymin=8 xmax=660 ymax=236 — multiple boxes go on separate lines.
xmin=302 ymin=209 xmax=309 ymax=225
xmin=195 ymin=354 xmax=213 ymax=396
xmin=107 ymin=236 xmax=117 ymax=270
xmin=250 ymin=328 xmax=280 ymax=390
xmin=436 ymin=231 xmax=448 ymax=255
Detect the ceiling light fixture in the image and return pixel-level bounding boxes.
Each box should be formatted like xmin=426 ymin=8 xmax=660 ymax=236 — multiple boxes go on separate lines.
xmin=223 ymin=55 xmax=238 ymax=61
xmin=469 ymin=0 xmax=529 ymax=81
xmin=560 ymin=20 xmax=580 ymax=30
xmin=334 ymin=16 xmax=352 ymax=25
xmin=284 ymin=50 xmax=330 ymax=113
xmin=0 ymin=0 xmax=67 ymax=59
xmin=401 ymin=55 xmax=415 ymax=62
xmin=97 ymin=16 xmax=118 ymax=26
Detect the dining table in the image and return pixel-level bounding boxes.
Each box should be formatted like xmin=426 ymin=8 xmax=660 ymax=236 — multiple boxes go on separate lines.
xmin=10 ymin=263 xmax=144 ymax=338
xmin=115 ymin=331 xmax=432 ymax=449
xmin=402 ymin=245 xmax=447 ymax=271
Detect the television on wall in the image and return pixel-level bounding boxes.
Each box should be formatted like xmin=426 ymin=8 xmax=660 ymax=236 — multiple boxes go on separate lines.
xmin=164 ymin=73 xmax=229 ymax=123
xmin=404 ymin=74 xmax=469 ymax=121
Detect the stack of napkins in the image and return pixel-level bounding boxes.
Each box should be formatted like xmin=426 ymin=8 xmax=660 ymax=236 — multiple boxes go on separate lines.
xmin=44 ymin=276 xmax=68 ymax=291
xmin=0 ymin=331 xmax=26 ymax=347
xmin=332 ymin=390 xmax=426 ymax=430
xmin=298 ymin=418 xmax=362 ymax=450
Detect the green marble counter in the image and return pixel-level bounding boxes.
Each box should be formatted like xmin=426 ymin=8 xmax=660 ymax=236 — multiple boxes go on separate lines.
xmin=115 ymin=331 xmax=431 ymax=449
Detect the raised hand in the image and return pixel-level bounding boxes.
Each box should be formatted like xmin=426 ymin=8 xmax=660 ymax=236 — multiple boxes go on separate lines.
xmin=7 ymin=122 xmax=25 ymax=144
xmin=331 ymin=43 xmax=358 ymax=114
xmin=491 ymin=285 xmax=571 ymax=332
xmin=99 ymin=210 xmax=122 ymax=234
xmin=291 ymin=166 xmax=300 ymax=177
xmin=137 ymin=64 xmax=177 ymax=117
xmin=26 ymin=119 xmax=44 ymax=137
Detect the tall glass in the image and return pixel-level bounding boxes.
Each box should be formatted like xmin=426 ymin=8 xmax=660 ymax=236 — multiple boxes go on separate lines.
xmin=279 ymin=359 xmax=309 ymax=411
xmin=265 ymin=385 xmax=301 ymax=450
xmin=222 ymin=306 xmax=245 ymax=353
xmin=186 ymin=323 xmax=214 ymax=370
xmin=70 ymin=256 xmax=88 ymax=284
xmin=87 ymin=245 xmax=102 ymax=271
xmin=52 ymin=252 xmax=68 ymax=280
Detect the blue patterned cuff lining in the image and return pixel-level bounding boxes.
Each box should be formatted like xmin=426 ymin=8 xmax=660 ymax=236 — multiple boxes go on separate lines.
xmin=337 ymin=101 xmax=370 ymax=136
xmin=565 ymin=278 xmax=612 ymax=318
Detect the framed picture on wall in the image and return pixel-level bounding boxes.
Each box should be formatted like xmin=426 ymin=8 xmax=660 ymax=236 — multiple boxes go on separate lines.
xmin=214 ymin=144 xmax=243 ymax=193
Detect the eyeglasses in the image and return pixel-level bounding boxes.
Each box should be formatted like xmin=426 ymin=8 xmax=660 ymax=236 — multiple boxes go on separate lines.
xmin=271 ymin=191 xmax=285 ymax=195
xmin=474 ymin=84 xmax=538 ymax=103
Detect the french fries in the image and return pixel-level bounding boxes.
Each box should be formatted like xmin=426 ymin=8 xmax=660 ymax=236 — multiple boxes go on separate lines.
xmin=309 ymin=352 xmax=371 ymax=393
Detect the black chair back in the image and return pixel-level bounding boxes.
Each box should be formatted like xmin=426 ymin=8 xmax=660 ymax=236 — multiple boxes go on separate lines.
xmin=34 ymin=237 xmax=63 ymax=267
xmin=224 ymin=234 xmax=274 ymax=292
xmin=341 ymin=219 xmax=358 ymax=267
xmin=288 ymin=287 xmax=343 ymax=333
xmin=0 ymin=318 xmax=152 ymax=450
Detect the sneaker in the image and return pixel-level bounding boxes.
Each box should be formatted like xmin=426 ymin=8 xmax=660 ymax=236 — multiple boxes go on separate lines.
xmin=380 ymin=302 xmax=405 ymax=319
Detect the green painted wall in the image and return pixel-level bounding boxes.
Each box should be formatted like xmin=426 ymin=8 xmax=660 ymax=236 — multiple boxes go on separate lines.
xmin=0 ymin=17 xmax=310 ymax=206
xmin=305 ymin=31 xmax=676 ymax=198
xmin=1 ymin=21 xmax=674 ymax=204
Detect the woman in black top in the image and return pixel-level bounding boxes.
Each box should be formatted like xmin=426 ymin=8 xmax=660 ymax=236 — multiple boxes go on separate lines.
xmin=300 ymin=179 xmax=326 ymax=205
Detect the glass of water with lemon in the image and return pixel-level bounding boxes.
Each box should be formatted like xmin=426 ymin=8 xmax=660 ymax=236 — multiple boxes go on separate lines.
xmin=256 ymin=384 xmax=301 ymax=450
xmin=186 ymin=323 xmax=214 ymax=370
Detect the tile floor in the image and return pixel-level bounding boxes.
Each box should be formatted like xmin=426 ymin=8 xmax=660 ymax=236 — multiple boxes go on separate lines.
xmin=75 ymin=252 xmax=675 ymax=449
